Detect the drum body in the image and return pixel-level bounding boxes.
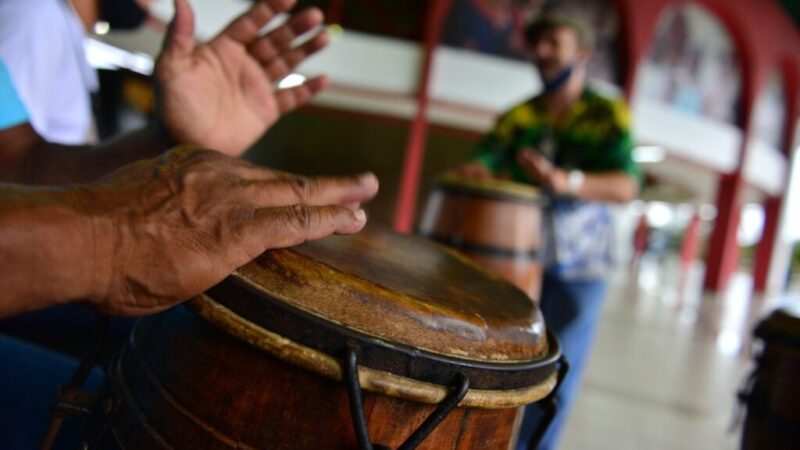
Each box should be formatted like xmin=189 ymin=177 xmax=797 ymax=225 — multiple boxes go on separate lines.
xmin=418 ymin=176 xmax=545 ymax=300
xmin=106 ymin=227 xmax=561 ymax=450
xmin=741 ymin=306 xmax=800 ymax=449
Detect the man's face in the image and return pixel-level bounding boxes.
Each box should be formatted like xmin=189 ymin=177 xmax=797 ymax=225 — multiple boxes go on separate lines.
xmin=530 ymin=26 xmax=584 ymax=82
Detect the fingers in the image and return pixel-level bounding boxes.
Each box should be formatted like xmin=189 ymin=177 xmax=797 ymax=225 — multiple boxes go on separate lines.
xmin=220 ymin=0 xmax=297 ymax=45
xmin=251 ymin=205 xmax=368 ymax=249
xmin=162 ymin=0 xmax=196 ymax=58
xmin=248 ymin=8 xmax=326 ymax=69
xmin=245 ymin=173 xmax=379 ymax=207
xmin=455 ymin=163 xmax=492 ymax=180
xmin=275 ymin=75 xmax=329 ymax=114
xmin=264 ymin=30 xmax=329 ymax=82
xmin=518 ymin=150 xmax=551 ymax=175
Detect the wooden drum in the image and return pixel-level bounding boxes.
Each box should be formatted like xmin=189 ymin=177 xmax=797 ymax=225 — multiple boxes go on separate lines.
xmin=419 ymin=175 xmax=546 ymax=300
xmin=105 ymin=226 xmax=562 ymax=450
xmin=740 ymin=305 xmax=800 ymax=449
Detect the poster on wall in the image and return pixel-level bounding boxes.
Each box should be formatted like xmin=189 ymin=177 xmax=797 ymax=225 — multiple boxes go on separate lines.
xmin=752 ymin=72 xmax=787 ymax=148
xmin=636 ymin=4 xmax=742 ymax=124
xmin=440 ymin=0 xmax=621 ymax=85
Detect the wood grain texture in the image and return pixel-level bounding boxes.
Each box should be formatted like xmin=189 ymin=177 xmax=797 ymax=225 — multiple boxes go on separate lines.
xmin=108 ymin=307 xmax=528 ymax=449
xmin=418 ymin=178 xmax=544 ymax=300
xmin=231 ymin=225 xmax=547 ymax=362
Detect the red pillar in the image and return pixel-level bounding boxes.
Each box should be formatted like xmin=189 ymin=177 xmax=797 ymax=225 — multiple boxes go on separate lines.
xmin=752 ymin=61 xmax=798 ymax=293
xmin=753 ymin=196 xmax=783 ymax=292
xmin=680 ymin=210 xmax=701 ymax=269
xmin=704 ymin=174 xmax=744 ymax=291
xmin=393 ymin=0 xmax=452 ymax=233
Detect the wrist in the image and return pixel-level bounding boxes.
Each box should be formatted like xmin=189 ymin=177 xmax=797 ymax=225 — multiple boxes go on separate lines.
xmin=61 ymin=187 xmax=117 ymax=307
xmin=566 ymin=169 xmax=585 ymax=197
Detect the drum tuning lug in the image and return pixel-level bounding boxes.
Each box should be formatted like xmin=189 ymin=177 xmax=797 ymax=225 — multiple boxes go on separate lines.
xmin=343 ymin=345 xmax=471 ymax=450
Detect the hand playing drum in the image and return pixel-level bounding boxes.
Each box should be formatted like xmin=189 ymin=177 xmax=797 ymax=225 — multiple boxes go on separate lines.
xmin=0 ymin=146 xmax=379 ymax=318
xmin=106 ymin=226 xmax=564 ymax=450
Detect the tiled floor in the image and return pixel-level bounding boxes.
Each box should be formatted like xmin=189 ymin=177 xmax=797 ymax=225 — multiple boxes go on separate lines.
xmin=557 ymin=256 xmax=793 ymax=450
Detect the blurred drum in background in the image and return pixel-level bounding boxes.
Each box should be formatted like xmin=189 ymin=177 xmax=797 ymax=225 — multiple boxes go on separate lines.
xmin=740 ymin=304 xmax=800 ymax=449
xmin=419 ymin=175 xmax=546 ymax=301
xmin=101 ymin=226 xmax=564 ymax=450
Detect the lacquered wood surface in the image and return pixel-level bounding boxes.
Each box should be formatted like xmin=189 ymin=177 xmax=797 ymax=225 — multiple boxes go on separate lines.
xmin=232 ymin=225 xmax=547 ymax=362
xmin=109 ymin=306 xmax=524 ymax=450
xmin=419 ymin=180 xmax=544 ymax=300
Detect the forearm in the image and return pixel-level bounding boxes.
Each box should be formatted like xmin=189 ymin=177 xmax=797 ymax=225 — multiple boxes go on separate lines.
xmin=10 ymin=126 xmax=169 ymax=185
xmin=0 ymin=184 xmax=111 ymax=317
xmin=574 ymin=171 xmax=638 ymax=203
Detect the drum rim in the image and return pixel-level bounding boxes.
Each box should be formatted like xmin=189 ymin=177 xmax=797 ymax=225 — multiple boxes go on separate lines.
xmin=201 ymin=279 xmax=559 ymax=387
xmin=189 ymin=294 xmax=559 ymax=408
xmin=436 ymin=174 xmax=546 ymax=204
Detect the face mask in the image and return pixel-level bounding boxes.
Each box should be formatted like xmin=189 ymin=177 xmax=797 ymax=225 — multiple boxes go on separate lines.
xmin=542 ymin=64 xmax=575 ymax=92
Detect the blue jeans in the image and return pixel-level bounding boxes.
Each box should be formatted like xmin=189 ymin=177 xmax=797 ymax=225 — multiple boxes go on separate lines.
xmin=517 ymin=271 xmax=608 ymax=450
xmin=0 ymin=334 xmax=105 ymax=450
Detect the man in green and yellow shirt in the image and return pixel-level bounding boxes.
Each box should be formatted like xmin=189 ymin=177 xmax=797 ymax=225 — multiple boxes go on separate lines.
xmin=458 ymin=15 xmax=640 ymax=450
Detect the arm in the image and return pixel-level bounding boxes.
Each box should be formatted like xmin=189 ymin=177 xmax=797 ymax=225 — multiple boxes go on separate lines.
xmin=516 ymin=151 xmax=638 ymax=203
xmin=0 ymin=123 xmax=168 ymax=184
xmin=0 ymin=146 xmax=379 ymax=318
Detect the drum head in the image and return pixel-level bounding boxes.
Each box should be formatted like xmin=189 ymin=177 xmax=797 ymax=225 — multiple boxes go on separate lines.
xmin=437 ymin=174 xmax=545 ymax=204
xmin=197 ymin=225 xmax=557 ymax=395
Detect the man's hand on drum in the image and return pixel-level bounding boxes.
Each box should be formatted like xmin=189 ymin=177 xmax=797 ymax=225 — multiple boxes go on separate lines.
xmin=453 ymin=162 xmax=493 ymax=180
xmin=0 ymin=147 xmax=379 ymax=318
xmin=516 ymin=149 xmax=568 ymax=195
xmin=156 ymin=0 xmax=330 ymax=156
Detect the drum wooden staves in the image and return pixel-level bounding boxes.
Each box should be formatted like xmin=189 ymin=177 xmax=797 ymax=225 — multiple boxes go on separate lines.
xmin=740 ymin=305 xmax=800 ymax=449
xmin=102 ymin=226 xmax=563 ymax=450
xmin=419 ymin=175 xmax=546 ymax=301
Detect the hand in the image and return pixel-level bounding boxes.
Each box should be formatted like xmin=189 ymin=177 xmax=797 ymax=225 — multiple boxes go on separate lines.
xmin=516 ymin=149 xmax=568 ymax=195
xmin=156 ymin=0 xmax=330 ymax=156
xmin=83 ymin=146 xmax=378 ymax=316
xmin=453 ymin=163 xmax=493 ymax=180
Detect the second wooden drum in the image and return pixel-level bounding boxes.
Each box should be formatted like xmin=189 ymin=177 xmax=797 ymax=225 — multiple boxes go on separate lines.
xmin=419 ymin=175 xmax=546 ymax=300
xmin=106 ymin=226 xmax=562 ymax=450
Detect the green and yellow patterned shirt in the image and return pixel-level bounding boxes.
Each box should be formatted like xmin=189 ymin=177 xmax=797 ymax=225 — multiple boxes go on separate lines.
xmin=472 ymin=87 xmax=640 ymax=280
xmin=473 ymin=87 xmax=640 ymax=183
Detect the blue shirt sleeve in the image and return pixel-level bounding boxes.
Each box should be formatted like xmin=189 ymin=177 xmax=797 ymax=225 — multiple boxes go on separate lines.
xmin=0 ymin=59 xmax=29 ymax=130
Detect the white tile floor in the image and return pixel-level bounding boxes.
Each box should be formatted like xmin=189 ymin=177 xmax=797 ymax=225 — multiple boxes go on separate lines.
xmin=557 ymin=256 xmax=792 ymax=450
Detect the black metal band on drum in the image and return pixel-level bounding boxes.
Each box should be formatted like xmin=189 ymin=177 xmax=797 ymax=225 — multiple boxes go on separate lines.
xmin=207 ymin=279 xmax=558 ymax=390
xmin=344 ymin=345 xmax=471 ymax=450
xmin=341 ymin=345 xmax=568 ymax=450
xmin=422 ymin=233 xmax=543 ymax=262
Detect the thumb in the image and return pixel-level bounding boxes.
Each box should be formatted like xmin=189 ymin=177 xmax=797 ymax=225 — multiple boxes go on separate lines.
xmin=162 ymin=0 xmax=196 ymax=57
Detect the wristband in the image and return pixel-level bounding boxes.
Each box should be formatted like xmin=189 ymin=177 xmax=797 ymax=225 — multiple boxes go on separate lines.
xmin=566 ymin=170 xmax=585 ymax=197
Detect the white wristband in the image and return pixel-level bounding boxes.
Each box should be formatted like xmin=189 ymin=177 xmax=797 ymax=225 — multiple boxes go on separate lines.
xmin=567 ymin=170 xmax=585 ymax=197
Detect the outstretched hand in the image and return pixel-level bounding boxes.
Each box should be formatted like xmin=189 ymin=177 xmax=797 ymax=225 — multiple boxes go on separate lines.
xmin=156 ymin=0 xmax=330 ymax=156
xmin=85 ymin=146 xmax=378 ymax=316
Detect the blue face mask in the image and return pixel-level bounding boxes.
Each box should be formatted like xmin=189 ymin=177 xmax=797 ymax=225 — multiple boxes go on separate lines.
xmin=542 ymin=64 xmax=575 ymax=92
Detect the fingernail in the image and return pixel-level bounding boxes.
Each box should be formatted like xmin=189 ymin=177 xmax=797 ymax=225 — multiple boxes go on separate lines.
xmin=354 ymin=209 xmax=367 ymax=221
xmin=359 ymin=173 xmax=378 ymax=187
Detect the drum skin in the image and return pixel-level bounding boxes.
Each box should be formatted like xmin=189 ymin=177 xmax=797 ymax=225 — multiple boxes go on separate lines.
xmin=109 ymin=306 xmax=522 ymax=450
xmin=741 ymin=307 xmax=800 ymax=449
xmin=106 ymin=226 xmax=559 ymax=450
xmin=418 ymin=176 xmax=545 ymax=300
